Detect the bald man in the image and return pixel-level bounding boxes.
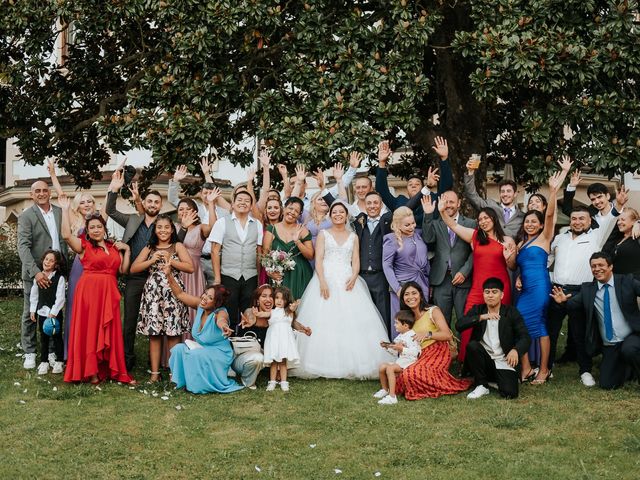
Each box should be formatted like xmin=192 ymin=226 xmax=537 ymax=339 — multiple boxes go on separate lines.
xmin=17 ymin=180 xmax=68 ymax=369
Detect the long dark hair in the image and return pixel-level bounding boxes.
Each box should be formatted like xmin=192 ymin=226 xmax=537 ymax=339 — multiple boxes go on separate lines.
xmin=399 ymin=281 xmax=431 ymax=313
xmin=477 ymin=207 xmax=505 ymax=245
xmin=178 ymin=198 xmax=201 ymax=226
xmin=84 ymin=214 xmax=111 ymax=249
xmin=251 ymin=284 xmax=274 ymax=308
xmin=39 ymin=249 xmax=63 ymax=273
xmin=148 ymin=214 xmax=178 ymax=249
xmin=516 ymin=209 xmax=545 ymax=245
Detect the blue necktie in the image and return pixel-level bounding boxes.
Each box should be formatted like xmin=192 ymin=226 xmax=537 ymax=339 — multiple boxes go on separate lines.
xmin=603 ymin=284 xmax=614 ymax=341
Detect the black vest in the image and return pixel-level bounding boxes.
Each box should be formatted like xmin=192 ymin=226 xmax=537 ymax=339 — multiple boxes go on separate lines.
xmin=37 ymin=271 xmax=63 ymax=314
xmin=360 ymin=224 xmax=384 ymax=272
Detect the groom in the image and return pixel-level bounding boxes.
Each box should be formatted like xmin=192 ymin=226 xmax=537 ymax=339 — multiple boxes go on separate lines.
xmin=353 ymin=191 xmax=392 ymax=333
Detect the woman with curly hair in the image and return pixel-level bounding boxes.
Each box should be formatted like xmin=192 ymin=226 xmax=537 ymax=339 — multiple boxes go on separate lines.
xmin=382 ymin=206 xmax=430 ymax=337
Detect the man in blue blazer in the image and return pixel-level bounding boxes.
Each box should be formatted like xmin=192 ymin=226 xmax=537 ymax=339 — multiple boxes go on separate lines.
xmin=551 ymin=251 xmax=640 ymax=389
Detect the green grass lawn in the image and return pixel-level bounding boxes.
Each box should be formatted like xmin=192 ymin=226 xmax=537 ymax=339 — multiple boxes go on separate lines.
xmin=1 ymin=296 xmax=639 ymax=479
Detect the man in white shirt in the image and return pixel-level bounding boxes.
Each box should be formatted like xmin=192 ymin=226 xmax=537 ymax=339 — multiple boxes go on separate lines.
xmin=209 ymin=190 xmax=263 ymax=328
xmin=17 ymin=181 xmax=68 ymax=369
xmin=548 ymin=191 xmax=626 ymax=386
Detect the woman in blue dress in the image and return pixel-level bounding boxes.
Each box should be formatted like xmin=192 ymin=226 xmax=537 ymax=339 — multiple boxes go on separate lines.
xmin=163 ymin=264 xmax=243 ymax=394
xmin=515 ymin=172 xmax=563 ymax=385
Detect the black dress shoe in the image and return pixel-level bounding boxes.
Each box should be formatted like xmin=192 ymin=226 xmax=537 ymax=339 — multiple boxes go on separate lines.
xmin=555 ymin=352 xmax=576 ymax=364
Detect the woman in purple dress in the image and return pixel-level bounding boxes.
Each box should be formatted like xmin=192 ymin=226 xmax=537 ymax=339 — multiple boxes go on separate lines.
xmin=383 ymin=206 xmax=430 ymax=337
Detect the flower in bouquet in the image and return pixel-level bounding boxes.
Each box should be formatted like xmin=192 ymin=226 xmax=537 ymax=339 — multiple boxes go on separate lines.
xmin=261 ymin=249 xmax=297 ymax=286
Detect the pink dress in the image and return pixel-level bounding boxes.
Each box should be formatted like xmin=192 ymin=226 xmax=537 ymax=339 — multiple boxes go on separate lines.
xmin=181 ymin=225 xmax=206 ymax=338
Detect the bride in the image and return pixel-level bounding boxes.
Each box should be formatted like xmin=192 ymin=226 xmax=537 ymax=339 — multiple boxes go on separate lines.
xmin=295 ymin=200 xmax=394 ymax=379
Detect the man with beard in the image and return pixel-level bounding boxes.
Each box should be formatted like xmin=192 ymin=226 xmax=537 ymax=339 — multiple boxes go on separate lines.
xmin=17 ymin=180 xmax=68 ymax=369
xmin=421 ymin=191 xmax=476 ymax=326
xmin=106 ymin=169 xmax=162 ymax=371
xmin=548 ymin=189 xmax=627 ymax=387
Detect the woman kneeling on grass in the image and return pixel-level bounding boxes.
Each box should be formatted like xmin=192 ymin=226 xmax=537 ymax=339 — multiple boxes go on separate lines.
xmin=164 ymin=264 xmax=243 ymax=394
xmin=394 ymin=281 xmax=473 ymax=400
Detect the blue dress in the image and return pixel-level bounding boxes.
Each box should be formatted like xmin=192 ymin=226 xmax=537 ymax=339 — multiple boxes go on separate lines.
xmin=169 ymin=307 xmax=244 ymax=394
xmin=516 ymin=243 xmax=551 ymax=364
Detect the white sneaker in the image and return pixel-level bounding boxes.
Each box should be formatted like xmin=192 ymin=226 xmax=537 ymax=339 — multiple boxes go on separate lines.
xmin=280 ymin=381 xmax=290 ymax=392
xmin=580 ymin=372 xmax=596 ymax=387
xmin=23 ymin=353 xmax=37 ymax=369
xmin=37 ymin=362 xmax=49 ymax=375
xmin=48 ymin=353 xmax=57 ymax=368
xmin=266 ymin=381 xmax=277 ymax=391
xmin=378 ymin=395 xmax=398 ymax=405
xmin=51 ymin=361 xmax=64 ymax=374
xmin=373 ymin=388 xmax=389 ymax=399
xmin=467 ymin=385 xmax=490 ymax=399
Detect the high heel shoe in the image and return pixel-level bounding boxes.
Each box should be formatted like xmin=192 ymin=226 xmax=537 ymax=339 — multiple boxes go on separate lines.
xmin=520 ymin=368 xmax=538 ymax=384
xmin=531 ymin=370 xmax=551 ymax=385
xmin=147 ymin=371 xmax=162 ymax=383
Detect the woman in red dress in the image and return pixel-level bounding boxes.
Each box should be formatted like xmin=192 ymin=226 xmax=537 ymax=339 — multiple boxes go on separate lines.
xmin=439 ymin=204 xmax=517 ymax=363
xmin=395 ymin=282 xmax=472 ymax=400
xmin=59 ymin=194 xmax=133 ymax=384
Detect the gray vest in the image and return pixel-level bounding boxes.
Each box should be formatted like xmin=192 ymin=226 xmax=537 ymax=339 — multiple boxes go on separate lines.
xmin=220 ymin=217 xmax=259 ymax=280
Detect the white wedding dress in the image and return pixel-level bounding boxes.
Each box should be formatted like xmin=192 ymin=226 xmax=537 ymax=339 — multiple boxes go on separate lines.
xmin=294 ymin=230 xmax=394 ymax=379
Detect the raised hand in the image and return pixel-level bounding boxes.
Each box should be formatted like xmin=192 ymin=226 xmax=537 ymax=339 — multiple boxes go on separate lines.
xmin=558 ymin=154 xmax=573 ymax=172
xmin=181 ymin=209 xmax=198 ymax=228
xmin=420 ymin=195 xmax=436 ymax=215
xmin=426 ymin=166 xmax=440 ymax=189
xmin=332 ymin=162 xmax=345 ymax=182
xmin=378 ymin=140 xmax=391 ymax=165
xmin=349 ymin=151 xmax=363 ymax=169
xmin=108 ymin=169 xmax=125 ymax=192
xmin=259 ymin=148 xmax=271 ymax=169
xmin=615 ymin=186 xmax=630 ymax=209
xmin=199 ymin=158 xmax=212 ymax=177
xmin=548 ymin=171 xmax=564 ymax=192
xmin=206 ymin=186 xmax=221 ymax=204
xmin=129 ymin=181 xmax=140 ymax=202
xmin=292 ymin=224 xmax=304 ymax=242
xmin=432 ymin=136 xmax=449 ymax=159
xmin=436 ymin=195 xmax=447 ymax=215
xmin=314 ymin=169 xmax=325 ymax=190
xmin=247 ymin=167 xmax=256 ymax=184
xmin=57 ymin=193 xmax=70 ymax=210
xmin=569 ymin=169 xmax=581 ymax=188
xmin=240 ymin=311 xmax=255 ymax=329
xmin=173 ymin=165 xmax=188 ymax=182
xmin=294 ymin=164 xmax=307 ymax=185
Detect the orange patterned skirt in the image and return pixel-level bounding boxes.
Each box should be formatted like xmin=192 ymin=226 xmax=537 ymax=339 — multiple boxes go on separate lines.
xmin=396 ymin=341 xmax=472 ymax=400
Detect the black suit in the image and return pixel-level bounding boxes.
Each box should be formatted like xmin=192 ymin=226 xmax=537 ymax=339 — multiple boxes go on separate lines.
xmin=566 ymin=274 xmax=640 ymax=389
xmin=352 ymin=211 xmax=393 ymax=332
xmin=457 ymin=304 xmax=531 ymax=398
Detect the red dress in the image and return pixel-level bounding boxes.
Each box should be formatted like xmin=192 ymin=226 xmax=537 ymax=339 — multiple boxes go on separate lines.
xmin=459 ymin=230 xmax=512 ymax=363
xmin=64 ymin=238 xmax=132 ymax=383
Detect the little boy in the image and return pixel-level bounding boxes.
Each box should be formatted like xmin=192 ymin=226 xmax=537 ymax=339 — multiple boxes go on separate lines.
xmin=374 ymin=310 xmax=421 ymax=405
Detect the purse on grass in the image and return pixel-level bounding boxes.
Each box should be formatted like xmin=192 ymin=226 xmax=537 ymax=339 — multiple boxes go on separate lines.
xmin=229 ymin=331 xmax=262 ymax=356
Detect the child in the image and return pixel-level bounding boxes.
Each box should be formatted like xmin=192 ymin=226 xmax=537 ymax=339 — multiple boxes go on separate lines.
xmin=29 ymin=250 xmax=66 ymax=375
xmin=261 ymin=287 xmax=310 ymax=392
xmin=374 ymin=310 xmax=421 ymax=405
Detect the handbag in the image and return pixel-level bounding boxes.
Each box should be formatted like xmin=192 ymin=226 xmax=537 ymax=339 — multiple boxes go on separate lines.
xmin=229 ymin=331 xmax=262 ymax=356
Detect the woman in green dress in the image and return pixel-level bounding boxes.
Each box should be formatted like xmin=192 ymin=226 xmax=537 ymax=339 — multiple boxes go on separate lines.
xmin=262 ymin=197 xmax=315 ymax=299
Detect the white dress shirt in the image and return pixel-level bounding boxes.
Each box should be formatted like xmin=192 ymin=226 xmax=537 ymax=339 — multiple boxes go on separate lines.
xmin=29 ymin=272 xmax=66 ymax=317
xmin=208 ymin=213 xmax=263 ymax=246
xmin=480 ymin=318 xmax=514 ymax=371
xmin=37 ymin=206 xmax=60 ymax=252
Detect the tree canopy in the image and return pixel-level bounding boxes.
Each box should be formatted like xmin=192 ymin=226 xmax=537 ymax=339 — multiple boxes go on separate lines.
xmin=1 ymin=1 xmax=639 ymax=190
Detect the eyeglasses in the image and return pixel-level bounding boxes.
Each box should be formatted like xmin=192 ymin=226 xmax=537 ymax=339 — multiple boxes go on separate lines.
xmin=84 ymin=212 xmax=103 ymax=220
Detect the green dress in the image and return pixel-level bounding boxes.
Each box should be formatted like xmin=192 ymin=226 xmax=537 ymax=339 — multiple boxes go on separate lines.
xmin=267 ymin=224 xmax=314 ymax=299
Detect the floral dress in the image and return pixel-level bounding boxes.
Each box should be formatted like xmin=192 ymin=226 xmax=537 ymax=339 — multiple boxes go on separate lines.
xmin=137 ymin=246 xmax=189 ymax=336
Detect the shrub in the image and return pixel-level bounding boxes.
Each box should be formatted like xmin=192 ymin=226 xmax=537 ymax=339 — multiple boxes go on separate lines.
xmin=0 ymin=223 xmax=23 ymax=293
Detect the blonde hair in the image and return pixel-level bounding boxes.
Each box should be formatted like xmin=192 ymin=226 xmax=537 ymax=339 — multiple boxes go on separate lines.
xmin=71 ymin=192 xmax=97 ymax=234
xmin=625 ymin=207 xmax=639 ymax=222
xmin=307 ymin=191 xmax=328 ymax=226
xmin=390 ymin=206 xmax=414 ymax=248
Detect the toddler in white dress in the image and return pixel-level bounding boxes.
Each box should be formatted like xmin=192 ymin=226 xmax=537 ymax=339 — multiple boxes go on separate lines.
xmin=261 ymin=287 xmax=310 ymax=391
xmin=374 ymin=310 xmax=421 ymax=405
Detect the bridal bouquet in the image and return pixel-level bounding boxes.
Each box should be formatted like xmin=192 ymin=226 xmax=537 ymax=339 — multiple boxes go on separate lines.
xmin=261 ymin=249 xmax=297 ymax=286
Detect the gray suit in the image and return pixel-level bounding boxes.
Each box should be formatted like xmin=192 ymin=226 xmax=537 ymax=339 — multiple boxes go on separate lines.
xmin=17 ymin=204 xmax=68 ymax=354
xmin=463 ymin=173 xmax=524 ymax=238
xmin=422 ymin=212 xmax=475 ymax=326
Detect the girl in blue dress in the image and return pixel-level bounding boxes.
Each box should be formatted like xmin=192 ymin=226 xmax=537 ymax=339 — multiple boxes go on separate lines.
xmin=164 ymin=264 xmax=243 ymax=394
xmin=515 ymin=171 xmax=563 ymax=385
